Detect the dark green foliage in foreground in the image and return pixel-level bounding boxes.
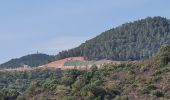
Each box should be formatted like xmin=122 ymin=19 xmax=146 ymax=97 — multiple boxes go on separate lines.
xmin=56 ymin=16 xmax=170 ymax=61
xmin=0 ymin=53 xmax=55 ymax=68
xmin=1 ymin=45 xmax=170 ymax=100
xmin=0 ymin=69 xmax=63 ymax=100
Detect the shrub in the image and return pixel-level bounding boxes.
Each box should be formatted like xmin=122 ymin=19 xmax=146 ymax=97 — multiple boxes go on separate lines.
xmin=151 ymin=90 xmax=164 ymax=97
xmin=16 ymin=96 xmax=26 ymax=100
xmin=121 ymin=95 xmax=129 ymax=100
xmin=90 ymin=65 xmax=98 ymax=72
xmin=61 ymin=76 xmax=74 ymax=86
xmin=142 ymin=84 xmax=157 ymax=94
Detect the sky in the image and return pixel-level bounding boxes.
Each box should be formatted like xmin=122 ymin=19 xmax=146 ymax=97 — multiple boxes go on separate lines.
xmin=0 ymin=0 xmax=170 ymax=63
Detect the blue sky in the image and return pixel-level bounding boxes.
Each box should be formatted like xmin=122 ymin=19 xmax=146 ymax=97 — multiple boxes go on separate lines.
xmin=0 ymin=0 xmax=170 ymax=63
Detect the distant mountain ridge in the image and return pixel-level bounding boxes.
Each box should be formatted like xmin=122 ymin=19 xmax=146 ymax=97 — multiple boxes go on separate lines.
xmin=56 ymin=16 xmax=170 ymax=61
xmin=0 ymin=54 xmax=55 ymax=68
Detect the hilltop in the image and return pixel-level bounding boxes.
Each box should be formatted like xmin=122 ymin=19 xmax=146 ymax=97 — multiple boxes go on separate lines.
xmin=0 ymin=53 xmax=55 ymax=68
xmin=56 ymin=16 xmax=170 ymax=61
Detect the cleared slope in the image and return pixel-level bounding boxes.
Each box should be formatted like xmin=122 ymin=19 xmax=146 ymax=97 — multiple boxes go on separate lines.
xmin=40 ymin=57 xmax=85 ymax=68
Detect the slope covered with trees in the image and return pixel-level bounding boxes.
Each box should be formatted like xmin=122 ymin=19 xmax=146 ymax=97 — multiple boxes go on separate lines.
xmin=56 ymin=16 xmax=170 ymax=61
xmin=1 ymin=16 xmax=170 ymax=68
xmin=0 ymin=45 xmax=170 ymax=100
xmin=0 ymin=54 xmax=55 ymax=68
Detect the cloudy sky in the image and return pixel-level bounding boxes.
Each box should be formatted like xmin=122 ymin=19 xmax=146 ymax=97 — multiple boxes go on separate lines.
xmin=0 ymin=0 xmax=170 ymax=63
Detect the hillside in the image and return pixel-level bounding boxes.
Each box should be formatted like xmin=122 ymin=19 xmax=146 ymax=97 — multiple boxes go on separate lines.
xmin=0 ymin=45 xmax=170 ymax=100
xmin=56 ymin=16 xmax=170 ymax=61
xmin=1 ymin=16 xmax=170 ymax=68
xmin=0 ymin=53 xmax=55 ymax=68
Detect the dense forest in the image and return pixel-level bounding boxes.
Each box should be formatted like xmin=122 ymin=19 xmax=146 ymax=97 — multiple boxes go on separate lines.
xmin=0 ymin=45 xmax=170 ymax=100
xmin=56 ymin=16 xmax=170 ymax=61
xmin=0 ymin=54 xmax=55 ymax=68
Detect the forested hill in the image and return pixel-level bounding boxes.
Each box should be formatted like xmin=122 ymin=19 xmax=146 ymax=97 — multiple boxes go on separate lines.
xmin=56 ymin=16 xmax=170 ymax=61
xmin=0 ymin=54 xmax=55 ymax=68
xmin=1 ymin=16 xmax=170 ymax=68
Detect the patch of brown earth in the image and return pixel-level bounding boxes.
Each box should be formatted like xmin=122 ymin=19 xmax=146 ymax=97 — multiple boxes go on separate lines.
xmin=39 ymin=57 xmax=85 ymax=69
